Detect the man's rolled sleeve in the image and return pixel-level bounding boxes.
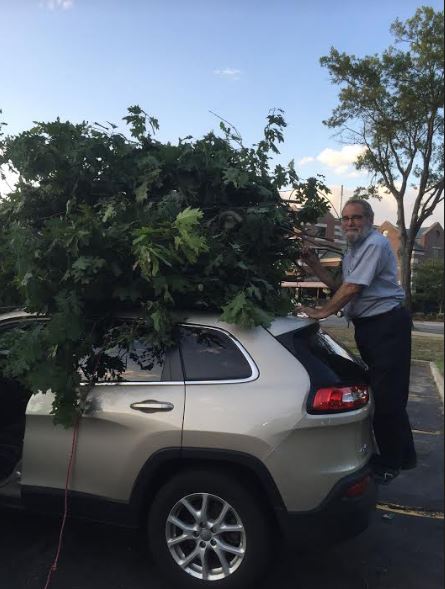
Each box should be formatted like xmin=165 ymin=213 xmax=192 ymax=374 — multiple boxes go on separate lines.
xmin=346 ymin=242 xmax=383 ymax=287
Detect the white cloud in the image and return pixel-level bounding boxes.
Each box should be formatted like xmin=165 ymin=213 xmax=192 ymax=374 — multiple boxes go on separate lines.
xmin=343 ymin=169 xmax=364 ymax=179
xmin=213 ymin=68 xmax=242 ymax=80
xmin=40 ymin=0 xmax=74 ymax=10
xmin=298 ymin=156 xmax=315 ymax=166
xmin=298 ymin=145 xmax=367 ymax=176
xmin=316 ymin=145 xmax=366 ymax=175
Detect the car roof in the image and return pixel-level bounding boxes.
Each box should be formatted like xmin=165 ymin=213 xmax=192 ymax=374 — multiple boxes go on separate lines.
xmin=0 ymin=309 xmax=33 ymax=322
xmin=267 ymin=315 xmax=316 ymax=336
xmin=0 ymin=309 xmax=316 ymax=336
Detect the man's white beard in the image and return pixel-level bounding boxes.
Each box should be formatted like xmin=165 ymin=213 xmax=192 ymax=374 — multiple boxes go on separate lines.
xmin=344 ymin=224 xmax=373 ymax=244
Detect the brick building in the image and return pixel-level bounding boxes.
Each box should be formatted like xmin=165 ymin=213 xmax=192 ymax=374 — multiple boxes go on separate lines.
xmin=378 ymin=221 xmax=444 ymax=277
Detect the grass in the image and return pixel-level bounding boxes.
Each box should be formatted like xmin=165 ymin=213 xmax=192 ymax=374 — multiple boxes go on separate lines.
xmin=324 ymin=325 xmax=444 ymax=373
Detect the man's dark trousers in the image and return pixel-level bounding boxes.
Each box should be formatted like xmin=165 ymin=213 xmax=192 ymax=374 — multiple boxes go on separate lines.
xmin=353 ymin=306 xmax=416 ymax=470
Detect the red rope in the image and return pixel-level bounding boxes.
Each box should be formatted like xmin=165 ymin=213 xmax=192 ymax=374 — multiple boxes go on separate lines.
xmin=43 ymin=415 xmax=81 ymax=589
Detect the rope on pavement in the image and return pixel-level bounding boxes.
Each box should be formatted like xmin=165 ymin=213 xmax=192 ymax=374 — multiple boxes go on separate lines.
xmin=43 ymin=415 xmax=81 ymax=589
xmin=377 ymin=502 xmax=444 ymax=520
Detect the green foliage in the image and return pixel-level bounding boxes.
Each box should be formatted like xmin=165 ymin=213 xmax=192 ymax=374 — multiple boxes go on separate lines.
xmin=320 ymin=7 xmax=444 ymax=306
xmin=412 ymin=259 xmax=444 ymax=313
xmin=0 ymin=107 xmax=329 ymax=425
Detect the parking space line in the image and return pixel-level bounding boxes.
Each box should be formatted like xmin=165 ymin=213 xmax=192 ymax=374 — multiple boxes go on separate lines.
xmin=377 ymin=502 xmax=444 ymax=520
xmin=412 ymin=429 xmax=442 ymax=436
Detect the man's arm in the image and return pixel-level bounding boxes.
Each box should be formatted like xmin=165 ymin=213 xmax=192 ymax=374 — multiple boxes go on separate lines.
xmin=300 ymin=248 xmax=342 ymax=291
xmin=300 ymin=282 xmax=362 ymax=320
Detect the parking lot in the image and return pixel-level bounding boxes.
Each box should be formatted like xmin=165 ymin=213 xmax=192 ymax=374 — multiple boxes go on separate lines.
xmin=1 ymin=363 xmax=443 ymax=589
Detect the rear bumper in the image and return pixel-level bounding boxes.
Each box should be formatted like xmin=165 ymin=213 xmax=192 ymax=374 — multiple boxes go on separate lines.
xmin=276 ymin=467 xmax=377 ymax=548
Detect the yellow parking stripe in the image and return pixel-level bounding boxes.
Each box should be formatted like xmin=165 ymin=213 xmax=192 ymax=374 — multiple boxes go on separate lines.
xmin=412 ymin=429 xmax=442 ymax=436
xmin=377 ymin=502 xmax=444 ymax=520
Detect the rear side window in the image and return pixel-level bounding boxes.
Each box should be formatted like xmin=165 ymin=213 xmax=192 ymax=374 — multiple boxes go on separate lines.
xmin=276 ymin=324 xmax=368 ymax=391
xmin=179 ymin=326 xmax=253 ymax=382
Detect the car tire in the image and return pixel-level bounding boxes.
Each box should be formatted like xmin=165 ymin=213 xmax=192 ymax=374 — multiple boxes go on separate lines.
xmin=147 ymin=468 xmax=272 ymax=589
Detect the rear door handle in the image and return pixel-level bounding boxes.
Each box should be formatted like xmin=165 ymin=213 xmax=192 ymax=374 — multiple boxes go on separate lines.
xmin=130 ymin=400 xmax=174 ymax=413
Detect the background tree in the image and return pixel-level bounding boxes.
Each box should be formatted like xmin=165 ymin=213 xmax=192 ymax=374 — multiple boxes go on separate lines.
xmin=0 ymin=107 xmax=329 ymax=424
xmin=412 ymin=259 xmax=444 ymax=315
xmin=321 ymin=6 xmax=444 ymax=309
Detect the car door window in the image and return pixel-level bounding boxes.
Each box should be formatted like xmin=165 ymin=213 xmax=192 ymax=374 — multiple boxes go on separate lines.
xmin=178 ymin=326 xmax=253 ymax=381
xmin=103 ymin=340 xmax=165 ymax=382
xmin=80 ymin=340 xmax=183 ymax=383
xmin=0 ymin=319 xmax=35 ymax=428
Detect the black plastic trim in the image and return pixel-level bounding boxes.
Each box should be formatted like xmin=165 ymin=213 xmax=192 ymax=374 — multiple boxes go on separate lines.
xmin=181 ymin=447 xmax=286 ymax=509
xmin=20 ymin=447 xmax=286 ymax=528
xmin=276 ymin=465 xmax=377 ymax=547
xmin=19 ymin=449 xmax=376 ymax=544
xmin=20 ymin=485 xmax=137 ymax=527
xmin=128 ymin=447 xmax=286 ymax=513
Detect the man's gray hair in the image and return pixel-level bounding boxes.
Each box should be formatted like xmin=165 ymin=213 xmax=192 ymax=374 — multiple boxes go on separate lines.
xmin=343 ymin=198 xmax=375 ymax=223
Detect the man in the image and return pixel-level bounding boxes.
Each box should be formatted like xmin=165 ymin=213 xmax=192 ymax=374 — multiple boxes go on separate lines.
xmin=300 ymin=198 xmax=416 ymax=484
xmin=0 ymin=376 xmax=30 ymax=481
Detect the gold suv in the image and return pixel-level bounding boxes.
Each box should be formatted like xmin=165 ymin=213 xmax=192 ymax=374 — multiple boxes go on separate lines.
xmin=0 ymin=310 xmax=376 ymax=589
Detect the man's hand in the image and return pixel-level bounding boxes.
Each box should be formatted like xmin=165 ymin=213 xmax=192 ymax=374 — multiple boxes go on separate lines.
xmin=298 ymin=246 xmax=340 ymax=291
xmin=294 ymin=282 xmax=361 ymax=321
xmin=300 ymin=246 xmax=320 ymax=268
xmin=299 ymin=306 xmax=330 ymax=320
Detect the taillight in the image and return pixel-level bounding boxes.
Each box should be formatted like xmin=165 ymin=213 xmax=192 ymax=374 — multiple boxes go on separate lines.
xmin=344 ymin=475 xmax=371 ymax=498
xmin=310 ymin=385 xmax=369 ymax=413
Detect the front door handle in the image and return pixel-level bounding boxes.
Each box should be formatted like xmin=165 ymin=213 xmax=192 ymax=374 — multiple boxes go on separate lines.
xmin=130 ymin=400 xmax=174 ymax=413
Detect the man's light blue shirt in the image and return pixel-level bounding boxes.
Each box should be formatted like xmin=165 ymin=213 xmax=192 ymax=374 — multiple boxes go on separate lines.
xmin=342 ymin=229 xmax=405 ymax=320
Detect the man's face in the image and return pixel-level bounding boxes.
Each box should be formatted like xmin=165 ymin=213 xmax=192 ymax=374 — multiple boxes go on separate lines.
xmin=341 ymin=204 xmax=372 ymax=244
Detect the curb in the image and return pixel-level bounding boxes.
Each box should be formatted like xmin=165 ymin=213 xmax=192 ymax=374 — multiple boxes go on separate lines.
xmin=430 ymin=362 xmax=444 ymax=404
xmin=412 ymin=360 xmax=444 ymax=404
xmin=411 ymin=331 xmax=443 ymax=339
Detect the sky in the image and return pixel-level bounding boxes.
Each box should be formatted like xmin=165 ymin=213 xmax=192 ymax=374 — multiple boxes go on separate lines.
xmin=1 ymin=0 xmax=443 ymax=225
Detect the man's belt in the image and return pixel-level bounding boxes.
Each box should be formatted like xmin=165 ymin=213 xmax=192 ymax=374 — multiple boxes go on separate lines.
xmin=351 ymin=303 xmax=405 ymax=326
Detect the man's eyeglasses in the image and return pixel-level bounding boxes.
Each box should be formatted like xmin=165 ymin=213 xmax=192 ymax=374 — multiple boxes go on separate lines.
xmin=341 ymin=214 xmax=365 ymax=223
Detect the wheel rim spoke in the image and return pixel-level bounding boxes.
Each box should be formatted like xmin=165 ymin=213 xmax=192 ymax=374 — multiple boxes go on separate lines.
xmin=179 ymin=546 xmax=200 ymax=569
xmin=167 ymin=514 xmax=196 ymax=533
xmin=216 ymin=538 xmax=245 ymax=557
xmin=200 ymin=493 xmax=209 ymax=525
xmin=167 ymin=532 xmax=194 ymax=547
xmin=200 ymin=547 xmax=209 ymax=580
xmin=215 ymin=522 xmax=244 ymax=534
xmin=179 ymin=498 xmax=200 ymax=522
xmin=213 ymin=545 xmax=231 ymax=577
xmin=212 ymin=501 xmax=230 ymax=529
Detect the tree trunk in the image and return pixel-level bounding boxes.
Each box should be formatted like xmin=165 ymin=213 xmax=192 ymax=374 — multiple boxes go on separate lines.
xmin=399 ymin=233 xmax=414 ymax=312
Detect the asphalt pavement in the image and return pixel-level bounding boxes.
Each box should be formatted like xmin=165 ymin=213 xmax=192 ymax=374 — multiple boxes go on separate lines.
xmin=0 ymin=364 xmax=443 ymax=589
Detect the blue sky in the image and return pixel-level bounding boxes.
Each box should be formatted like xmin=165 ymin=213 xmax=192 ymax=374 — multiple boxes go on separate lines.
xmin=1 ymin=0 xmax=443 ymax=224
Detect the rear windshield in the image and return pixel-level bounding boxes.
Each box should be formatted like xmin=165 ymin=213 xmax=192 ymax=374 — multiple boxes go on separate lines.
xmin=276 ymin=323 xmax=368 ymax=391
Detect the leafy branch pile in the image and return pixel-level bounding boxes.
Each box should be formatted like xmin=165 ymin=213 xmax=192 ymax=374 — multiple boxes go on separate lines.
xmin=0 ymin=107 xmax=329 ymax=424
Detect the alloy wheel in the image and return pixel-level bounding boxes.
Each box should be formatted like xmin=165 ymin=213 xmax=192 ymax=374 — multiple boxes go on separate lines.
xmin=165 ymin=492 xmax=247 ymax=581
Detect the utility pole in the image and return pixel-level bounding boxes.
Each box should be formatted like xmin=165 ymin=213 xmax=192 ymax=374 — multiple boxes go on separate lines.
xmin=340 ymin=184 xmax=344 ymax=214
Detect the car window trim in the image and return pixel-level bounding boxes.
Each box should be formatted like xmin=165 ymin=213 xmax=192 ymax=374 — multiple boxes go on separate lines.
xmin=178 ymin=323 xmax=260 ymax=385
xmin=0 ymin=317 xmax=259 ymax=387
xmin=96 ymin=324 xmax=259 ymax=386
xmin=91 ymin=380 xmax=185 ymax=387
